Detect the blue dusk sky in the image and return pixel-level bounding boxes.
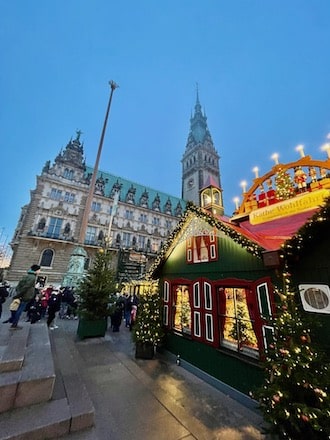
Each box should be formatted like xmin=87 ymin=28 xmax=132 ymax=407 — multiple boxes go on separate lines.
xmin=1 ymin=0 xmax=330 ymax=251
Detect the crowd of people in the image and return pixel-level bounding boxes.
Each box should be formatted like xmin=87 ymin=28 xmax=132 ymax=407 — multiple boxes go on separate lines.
xmin=110 ymin=292 xmax=139 ymax=332
xmin=1 ymin=264 xmax=78 ymax=330
xmin=1 ymin=264 xmax=140 ymax=333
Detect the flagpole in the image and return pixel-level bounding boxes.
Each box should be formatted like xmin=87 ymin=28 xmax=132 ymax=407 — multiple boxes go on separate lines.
xmin=79 ymin=80 xmax=118 ymax=244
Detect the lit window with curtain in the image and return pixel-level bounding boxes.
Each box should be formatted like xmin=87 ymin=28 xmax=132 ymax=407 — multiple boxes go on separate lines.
xmin=173 ymin=285 xmax=191 ymax=335
xmin=219 ymin=287 xmax=258 ymax=357
xmin=186 ymin=229 xmax=218 ymax=264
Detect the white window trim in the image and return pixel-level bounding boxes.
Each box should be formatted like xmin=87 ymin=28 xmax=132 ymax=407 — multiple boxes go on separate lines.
xmin=262 ymin=325 xmax=275 ymax=351
xmin=204 ymin=282 xmax=212 ymax=310
xmin=210 ymin=244 xmax=216 ymax=259
xmin=193 ymin=282 xmax=200 ymax=308
xmin=257 ymin=282 xmax=272 ymax=318
xmin=205 ymin=313 xmax=214 ymax=342
xmin=163 ymin=281 xmax=169 ymax=302
xmin=163 ymin=305 xmax=169 ymax=326
xmin=194 ymin=311 xmax=201 ymax=337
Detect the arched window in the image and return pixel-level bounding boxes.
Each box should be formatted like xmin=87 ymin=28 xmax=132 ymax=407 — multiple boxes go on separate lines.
xmin=40 ymin=249 xmax=54 ymax=267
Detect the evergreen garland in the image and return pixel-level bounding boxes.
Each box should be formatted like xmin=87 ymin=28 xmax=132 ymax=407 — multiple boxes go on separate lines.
xmin=282 ymin=196 xmax=330 ymax=265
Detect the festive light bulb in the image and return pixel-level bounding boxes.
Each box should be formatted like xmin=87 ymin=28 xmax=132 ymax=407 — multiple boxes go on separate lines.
xmin=252 ymin=166 xmax=259 ymax=178
xmin=271 ymin=153 xmax=279 ymax=165
xmin=240 ymin=180 xmax=247 ymax=193
xmin=321 ymin=142 xmax=330 ymax=159
xmin=296 ymin=144 xmax=305 ymax=158
xmin=233 ymin=197 xmax=240 ymax=210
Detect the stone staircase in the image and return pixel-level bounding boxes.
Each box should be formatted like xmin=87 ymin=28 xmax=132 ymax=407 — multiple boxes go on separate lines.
xmin=0 ymin=322 xmax=95 ymax=439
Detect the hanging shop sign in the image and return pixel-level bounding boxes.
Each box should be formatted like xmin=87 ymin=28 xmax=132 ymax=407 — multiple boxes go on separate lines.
xmin=249 ymin=189 xmax=330 ymax=225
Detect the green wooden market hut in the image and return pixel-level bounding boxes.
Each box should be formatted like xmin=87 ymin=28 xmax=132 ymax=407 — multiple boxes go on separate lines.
xmin=146 ymin=154 xmax=330 ymax=396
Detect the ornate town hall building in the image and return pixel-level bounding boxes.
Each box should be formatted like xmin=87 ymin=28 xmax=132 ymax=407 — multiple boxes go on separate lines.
xmin=8 ymin=92 xmax=221 ymax=286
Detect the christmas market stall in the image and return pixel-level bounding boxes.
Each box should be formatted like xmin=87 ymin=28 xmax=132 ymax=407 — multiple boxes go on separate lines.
xmin=146 ymin=151 xmax=330 ymax=397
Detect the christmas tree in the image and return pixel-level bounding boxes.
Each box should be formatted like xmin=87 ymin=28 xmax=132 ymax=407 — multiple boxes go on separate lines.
xmin=275 ymin=168 xmax=295 ymax=201
xmin=229 ymin=304 xmax=256 ymax=347
xmin=77 ymin=248 xmax=117 ymax=320
xmin=132 ymin=285 xmax=164 ymax=346
xmin=256 ymin=271 xmax=330 ymax=439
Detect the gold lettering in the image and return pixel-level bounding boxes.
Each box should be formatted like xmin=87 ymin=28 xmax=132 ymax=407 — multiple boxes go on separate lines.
xmin=250 ymin=190 xmax=330 ymax=225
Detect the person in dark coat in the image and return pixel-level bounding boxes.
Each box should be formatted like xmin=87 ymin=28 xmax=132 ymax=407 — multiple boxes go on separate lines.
xmin=27 ymin=294 xmax=43 ymax=324
xmin=124 ymin=294 xmax=132 ymax=327
xmin=0 ymin=282 xmax=9 ymax=319
xmin=47 ymin=289 xmax=61 ymax=329
xmin=65 ymin=288 xmax=78 ymax=319
xmin=111 ymin=302 xmax=123 ymax=332
xmin=11 ymin=264 xmax=41 ymax=329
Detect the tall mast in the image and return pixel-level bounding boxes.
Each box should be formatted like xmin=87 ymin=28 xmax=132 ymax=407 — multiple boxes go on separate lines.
xmin=78 ymin=80 xmax=118 ymax=244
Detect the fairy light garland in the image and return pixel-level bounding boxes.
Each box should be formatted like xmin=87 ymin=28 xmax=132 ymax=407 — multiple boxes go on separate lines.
xmin=281 ymin=196 xmax=330 ymax=264
xmin=146 ymin=202 xmax=264 ymax=279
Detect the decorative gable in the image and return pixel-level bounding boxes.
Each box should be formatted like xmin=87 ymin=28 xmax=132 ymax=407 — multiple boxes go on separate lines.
xmin=184 ymin=218 xmax=218 ymax=263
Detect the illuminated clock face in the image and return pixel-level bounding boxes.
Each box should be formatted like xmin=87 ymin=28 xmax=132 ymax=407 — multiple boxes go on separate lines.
xmin=188 ymin=178 xmax=194 ymax=188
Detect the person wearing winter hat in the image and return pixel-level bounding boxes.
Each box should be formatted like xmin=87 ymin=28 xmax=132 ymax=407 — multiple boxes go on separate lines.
xmin=9 ymin=264 xmax=41 ymax=329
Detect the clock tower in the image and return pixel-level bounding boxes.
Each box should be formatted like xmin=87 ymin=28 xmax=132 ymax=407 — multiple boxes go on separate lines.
xmin=181 ymin=89 xmax=223 ymax=210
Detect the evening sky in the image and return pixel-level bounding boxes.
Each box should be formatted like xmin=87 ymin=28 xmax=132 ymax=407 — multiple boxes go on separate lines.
xmin=1 ymin=0 xmax=330 ymax=254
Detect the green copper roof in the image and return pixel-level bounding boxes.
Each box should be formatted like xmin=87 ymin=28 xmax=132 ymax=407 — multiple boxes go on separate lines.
xmin=85 ymin=166 xmax=186 ymax=216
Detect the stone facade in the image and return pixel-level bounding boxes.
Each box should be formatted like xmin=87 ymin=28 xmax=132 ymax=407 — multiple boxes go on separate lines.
xmin=8 ymin=134 xmax=185 ymax=286
xmin=8 ymin=91 xmax=222 ymax=287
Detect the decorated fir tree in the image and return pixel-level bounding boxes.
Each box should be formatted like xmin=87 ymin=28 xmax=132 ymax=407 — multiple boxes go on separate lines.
xmin=132 ymin=285 xmax=164 ymax=347
xmin=77 ymin=248 xmax=117 ymax=320
xmin=229 ymin=304 xmax=253 ymax=346
xmin=256 ymin=271 xmax=330 ymax=439
xmin=275 ymin=168 xmax=295 ymax=201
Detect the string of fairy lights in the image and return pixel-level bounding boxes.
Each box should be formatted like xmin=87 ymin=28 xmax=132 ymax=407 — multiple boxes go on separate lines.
xmin=281 ymin=196 xmax=330 ymax=265
xmin=146 ymin=201 xmax=264 ymax=279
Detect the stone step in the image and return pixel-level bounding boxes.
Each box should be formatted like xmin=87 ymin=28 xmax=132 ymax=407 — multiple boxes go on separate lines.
xmin=14 ymin=324 xmax=55 ymax=408
xmin=0 ymin=323 xmax=55 ymax=413
xmin=0 ymin=325 xmax=29 ymax=373
xmin=49 ymin=333 xmax=95 ymax=433
xmin=0 ymin=320 xmax=94 ymax=439
xmin=0 ymin=398 xmax=71 ymax=440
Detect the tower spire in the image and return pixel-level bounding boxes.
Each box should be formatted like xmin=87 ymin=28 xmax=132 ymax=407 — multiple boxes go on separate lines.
xmin=196 ymin=82 xmax=200 ymax=105
xmin=181 ymin=86 xmax=222 ymax=208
